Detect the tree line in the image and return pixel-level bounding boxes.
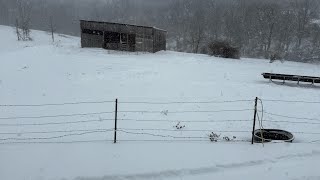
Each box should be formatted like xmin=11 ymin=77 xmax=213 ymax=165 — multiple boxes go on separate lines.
xmin=0 ymin=0 xmax=319 ymax=62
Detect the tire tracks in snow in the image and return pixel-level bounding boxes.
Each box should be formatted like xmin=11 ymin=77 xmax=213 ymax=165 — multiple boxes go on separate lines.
xmin=75 ymin=150 xmax=320 ymax=180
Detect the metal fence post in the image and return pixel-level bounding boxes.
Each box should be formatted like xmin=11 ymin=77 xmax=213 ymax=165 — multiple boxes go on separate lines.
xmin=251 ymin=97 xmax=258 ymax=144
xmin=114 ymin=99 xmax=118 ymax=143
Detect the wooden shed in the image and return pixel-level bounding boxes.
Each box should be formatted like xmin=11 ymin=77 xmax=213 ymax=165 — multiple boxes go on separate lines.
xmin=80 ymin=20 xmax=167 ymax=53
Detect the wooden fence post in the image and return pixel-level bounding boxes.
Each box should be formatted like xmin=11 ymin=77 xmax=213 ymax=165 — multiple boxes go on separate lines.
xmin=251 ymin=97 xmax=258 ymax=144
xmin=114 ymin=99 xmax=118 ymax=143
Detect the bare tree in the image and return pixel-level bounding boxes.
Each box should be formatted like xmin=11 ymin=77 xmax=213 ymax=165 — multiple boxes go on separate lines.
xmin=0 ymin=0 xmax=9 ymax=24
xmin=274 ymin=9 xmax=296 ymax=54
xmin=181 ymin=0 xmax=207 ymax=53
xmin=291 ymin=0 xmax=318 ymax=48
xmin=49 ymin=16 xmax=55 ymax=42
xmin=188 ymin=9 xmax=206 ymax=53
xmin=15 ymin=18 xmax=21 ymax=41
xmin=16 ymin=0 xmax=32 ymax=41
xmin=165 ymin=0 xmax=188 ymax=51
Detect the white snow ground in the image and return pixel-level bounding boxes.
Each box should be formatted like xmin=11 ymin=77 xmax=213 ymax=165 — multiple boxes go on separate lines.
xmin=0 ymin=25 xmax=320 ymax=180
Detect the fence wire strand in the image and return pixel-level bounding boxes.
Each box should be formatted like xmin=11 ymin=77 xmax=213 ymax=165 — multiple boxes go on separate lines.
xmin=265 ymin=120 xmax=320 ymax=125
xmin=260 ymin=99 xmax=320 ymax=104
xmin=118 ymin=119 xmax=251 ymax=123
xmin=0 ymin=130 xmax=112 ymax=141
xmin=0 ymin=100 xmax=114 ymax=107
xmin=118 ymin=109 xmax=253 ymax=114
xmin=118 ymin=128 xmax=251 ymax=133
xmin=118 ymin=130 xmax=207 ymax=139
xmin=262 ymin=111 xmax=320 ymax=122
xmin=0 ymin=111 xmax=114 ymax=120
xmin=0 ymin=139 xmax=112 ymax=145
xmin=2 ymin=139 xmax=320 ymax=144
xmin=0 ymin=128 xmax=114 ymax=135
xmin=119 ymin=100 xmax=253 ymax=104
xmin=0 ymin=99 xmax=253 ymax=107
xmin=0 ymin=118 xmax=114 ymax=127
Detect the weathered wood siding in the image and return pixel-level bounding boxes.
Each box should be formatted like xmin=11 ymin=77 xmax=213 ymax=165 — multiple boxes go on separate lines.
xmin=135 ymin=27 xmax=154 ymax=53
xmin=81 ymin=33 xmax=103 ymax=48
xmin=153 ymin=29 xmax=167 ymax=53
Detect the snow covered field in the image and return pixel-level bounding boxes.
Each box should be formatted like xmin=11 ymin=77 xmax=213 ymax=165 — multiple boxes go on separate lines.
xmin=0 ymin=25 xmax=320 ymax=180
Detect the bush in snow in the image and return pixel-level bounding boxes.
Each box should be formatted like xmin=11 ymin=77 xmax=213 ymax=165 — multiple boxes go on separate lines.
xmin=223 ymin=136 xmax=230 ymax=141
xmin=209 ymin=132 xmax=220 ymax=142
xmin=207 ymin=41 xmax=240 ymax=59
xmin=269 ymin=52 xmax=284 ymax=63
xmin=174 ymin=122 xmax=185 ymax=130
xmin=209 ymin=133 xmax=237 ymax=142
xmin=223 ymin=136 xmax=236 ymax=141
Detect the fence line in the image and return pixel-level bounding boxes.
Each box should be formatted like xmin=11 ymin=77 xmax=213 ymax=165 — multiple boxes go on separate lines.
xmin=118 ymin=130 xmax=320 ymax=136
xmin=1 ymin=98 xmax=319 ymax=107
xmin=1 ymin=128 xmax=319 ymax=137
xmin=0 ymin=99 xmax=254 ymax=108
xmin=0 ymin=97 xmax=319 ymax=145
xmin=2 ymin=118 xmax=318 ymax=127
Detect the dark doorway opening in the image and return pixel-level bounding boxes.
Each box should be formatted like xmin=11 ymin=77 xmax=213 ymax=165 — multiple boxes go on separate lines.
xmin=103 ymin=31 xmax=136 ymax=51
xmin=105 ymin=31 xmax=120 ymax=43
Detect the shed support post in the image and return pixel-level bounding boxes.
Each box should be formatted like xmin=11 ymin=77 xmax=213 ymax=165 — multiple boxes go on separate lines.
xmin=102 ymin=31 xmax=105 ymax=48
xmin=127 ymin=34 xmax=129 ymax=51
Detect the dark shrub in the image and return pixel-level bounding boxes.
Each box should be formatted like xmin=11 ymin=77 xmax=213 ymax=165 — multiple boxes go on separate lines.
xmin=207 ymin=41 xmax=240 ymax=59
xmin=269 ymin=52 xmax=283 ymax=63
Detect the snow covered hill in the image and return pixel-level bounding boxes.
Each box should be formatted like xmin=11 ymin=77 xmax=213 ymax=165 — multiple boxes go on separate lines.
xmin=0 ymin=25 xmax=320 ymax=180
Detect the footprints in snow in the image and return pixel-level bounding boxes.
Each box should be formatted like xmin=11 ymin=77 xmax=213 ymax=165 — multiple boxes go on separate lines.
xmin=75 ymin=151 xmax=320 ymax=180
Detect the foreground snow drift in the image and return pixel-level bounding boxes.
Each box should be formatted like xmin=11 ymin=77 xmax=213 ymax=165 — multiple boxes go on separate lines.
xmin=0 ymin=25 xmax=320 ymax=180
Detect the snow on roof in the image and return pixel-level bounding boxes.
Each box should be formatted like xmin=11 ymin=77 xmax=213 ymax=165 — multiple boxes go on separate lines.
xmin=80 ymin=20 xmax=167 ymax=32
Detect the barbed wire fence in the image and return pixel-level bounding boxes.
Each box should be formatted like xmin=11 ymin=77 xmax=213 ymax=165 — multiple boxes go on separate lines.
xmin=115 ymin=99 xmax=256 ymax=144
xmin=0 ymin=98 xmax=320 ymax=144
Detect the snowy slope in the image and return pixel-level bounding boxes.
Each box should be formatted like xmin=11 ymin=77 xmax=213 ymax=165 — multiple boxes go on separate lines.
xmin=0 ymin=25 xmax=320 ymax=180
